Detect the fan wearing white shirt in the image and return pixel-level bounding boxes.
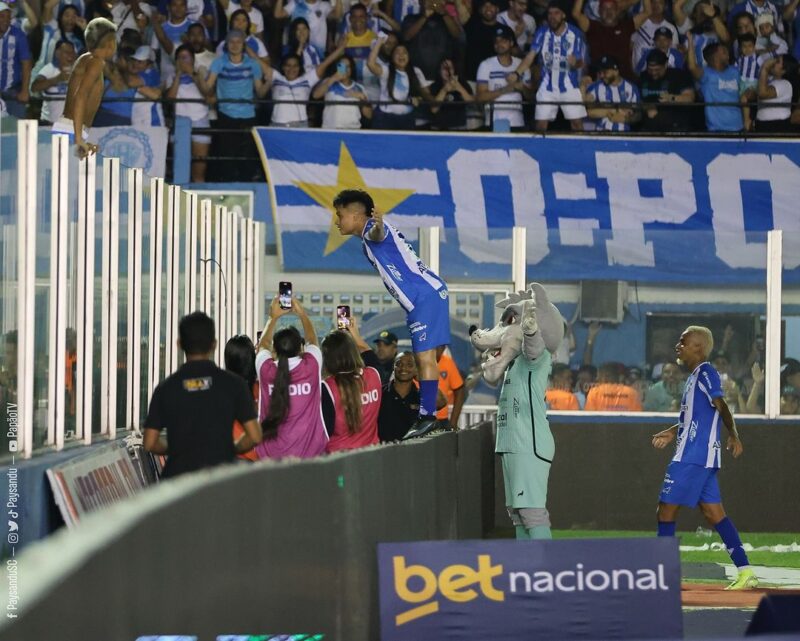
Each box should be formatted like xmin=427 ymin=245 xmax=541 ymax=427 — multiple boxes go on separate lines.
xmin=312 ymin=54 xmax=373 ymax=127
xmin=631 ymin=0 xmax=678 ymax=71
xmin=755 ymin=55 xmax=795 ymax=131
xmin=274 ymin=0 xmax=344 ymax=57
xmin=497 ymin=0 xmax=536 ymax=51
xmin=31 ymin=39 xmax=76 ymax=124
xmin=476 ymin=24 xmax=532 ymax=129
xmin=219 ymin=0 xmax=265 ymax=35
xmin=166 ymin=43 xmax=212 ymax=181
xmin=265 ymin=39 xmax=345 ymax=125
xmin=110 ymin=0 xmax=153 ymax=39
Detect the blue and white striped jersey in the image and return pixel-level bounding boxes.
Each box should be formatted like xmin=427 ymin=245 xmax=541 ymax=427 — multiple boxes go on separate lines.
xmin=530 ymin=23 xmax=586 ymax=92
xmin=737 ymin=52 xmax=761 ymax=84
xmin=672 ymin=362 xmax=724 ymax=469
xmin=635 ymin=46 xmax=684 ymax=73
xmin=0 ymin=24 xmax=32 ymax=91
xmin=361 ymin=219 xmax=447 ymax=313
xmin=587 ymin=78 xmax=640 ymax=131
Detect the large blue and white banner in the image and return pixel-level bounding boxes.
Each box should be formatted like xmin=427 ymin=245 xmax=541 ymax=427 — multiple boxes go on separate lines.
xmin=377 ymin=538 xmax=682 ymax=640
xmin=254 ymin=129 xmax=800 ymax=283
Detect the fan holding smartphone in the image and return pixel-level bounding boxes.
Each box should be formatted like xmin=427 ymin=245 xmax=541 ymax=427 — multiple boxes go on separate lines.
xmin=278 ymin=281 xmax=292 ymax=310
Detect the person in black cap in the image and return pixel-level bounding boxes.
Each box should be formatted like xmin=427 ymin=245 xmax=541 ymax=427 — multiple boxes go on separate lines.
xmin=464 ymin=0 xmax=502 ymax=80
xmin=476 ymin=23 xmax=532 ymax=130
xmin=638 ymin=47 xmax=695 ymax=131
xmin=581 ymin=54 xmax=641 ymax=131
xmin=630 ymin=0 xmax=678 ymax=69
xmin=373 ymin=329 xmax=399 ymax=384
xmin=634 ymin=26 xmax=684 ymax=74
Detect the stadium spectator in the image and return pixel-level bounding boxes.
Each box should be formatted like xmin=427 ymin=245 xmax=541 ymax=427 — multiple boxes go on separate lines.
xmin=42 ymin=0 xmax=86 ymax=27
xmin=781 ymin=385 xmax=800 ymax=414
xmin=366 ymin=36 xmax=426 ymax=129
xmin=83 ymin=0 xmax=114 ymax=22
xmin=220 ymin=0 xmax=265 ymax=36
xmin=638 ymin=49 xmax=695 ymax=131
xmin=32 ymin=4 xmax=85 ymax=82
xmin=152 ymin=0 xmax=193 ymax=78
xmin=780 ymin=357 xmax=800 ymax=390
xmin=643 ymin=361 xmax=683 ymax=411
xmin=571 ymin=0 xmax=652 ymax=81
xmin=476 ymin=24 xmax=531 ymax=131
xmin=675 ymin=0 xmax=730 ymax=66
xmin=95 ymin=53 xmax=142 ymax=125
xmin=736 ymin=33 xmax=760 ymax=99
xmin=255 ymin=296 xmax=329 ymax=459
xmin=372 ymin=330 xmax=398 ymax=384
xmin=341 ymin=3 xmax=379 ymax=82
xmin=497 ymin=0 xmax=536 ymax=52
xmin=216 ymin=9 xmax=270 ymax=61
xmin=266 ymin=41 xmax=344 ymax=126
xmin=630 ymin=0 xmax=678 ymax=74
xmin=224 ymin=334 xmax=260 ymax=461
xmin=126 ymin=46 xmax=165 ymax=126
xmin=687 ymin=35 xmax=744 ymax=131
xmin=436 ymin=345 xmax=465 ymax=427
xmin=339 ymin=0 xmax=401 ymax=34
xmin=143 ymin=312 xmax=262 ymax=478
xmin=187 ymin=20 xmax=215 ymax=70
xmin=110 ymin=0 xmax=154 ymax=41
xmin=515 ymin=1 xmax=587 ymax=132
xmin=754 ymin=55 xmax=795 ymax=131
xmin=581 ymin=54 xmax=641 ymax=131
xmin=312 ymin=53 xmax=372 ymax=128
xmin=273 ymin=0 xmax=343 ymax=57
xmin=402 ymin=0 xmax=460 ymax=82
xmin=378 ymin=351 xmax=422 ymax=441
xmin=285 ymin=18 xmax=321 ymax=72
xmin=0 ymin=1 xmax=32 ymax=118
xmin=743 ymin=362 xmax=765 ymax=413
xmin=429 ymin=57 xmax=474 ymax=129
xmin=321 ymin=329 xmax=382 ymax=453
xmin=464 ymin=0 xmax=501 ymax=81
xmin=754 ymin=13 xmax=787 ymax=57
xmin=729 ymin=0 xmax=783 ymax=35
xmin=634 ymin=26 xmax=683 ymax=74
xmin=206 ymin=29 xmax=269 ymax=180
xmin=32 ymin=40 xmax=77 ymax=124
xmin=361 ymin=28 xmax=397 ymax=100
xmin=574 ymin=363 xmax=596 ymax=408
xmin=788 ymin=0 xmax=800 ymax=60
xmin=545 ymin=363 xmax=580 ymax=410
xmin=731 ymin=10 xmax=756 ymax=57
xmin=584 ymin=362 xmax=643 ymax=411
xmin=166 ymin=44 xmax=212 ymax=181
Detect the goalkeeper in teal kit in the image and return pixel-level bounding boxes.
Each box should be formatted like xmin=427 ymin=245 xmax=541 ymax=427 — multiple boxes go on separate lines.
xmin=471 ymin=283 xmax=564 ymax=539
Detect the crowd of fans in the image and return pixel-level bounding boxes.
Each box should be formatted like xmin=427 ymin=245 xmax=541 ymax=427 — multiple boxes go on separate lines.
xmin=2 ymin=0 xmax=800 ymax=177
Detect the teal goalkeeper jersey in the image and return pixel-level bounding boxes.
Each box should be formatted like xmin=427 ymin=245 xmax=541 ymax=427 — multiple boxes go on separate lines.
xmin=495 ymin=350 xmax=554 ymax=459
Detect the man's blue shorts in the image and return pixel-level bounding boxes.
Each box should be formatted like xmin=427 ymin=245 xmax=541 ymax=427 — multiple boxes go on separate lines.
xmin=406 ymin=288 xmax=451 ymax=353
xmin=659 ymin=460 xmax=721 ymax=507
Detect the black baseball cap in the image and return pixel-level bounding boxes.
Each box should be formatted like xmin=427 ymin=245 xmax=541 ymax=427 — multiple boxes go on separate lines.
xmin=494 ymin=24 xmax=517 ymax=42
xmin=598 ymin=55 xmax=620 ymax=70
xmin=646 ymin=49 xmax=668 ymax=65
xmin=653 ymin=26 xmax=673 ymax=39
xmin=374 ymin=330 xmax=398 ymax=345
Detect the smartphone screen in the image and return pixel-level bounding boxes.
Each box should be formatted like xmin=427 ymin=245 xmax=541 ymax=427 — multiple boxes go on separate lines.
xmin=337 ymin=305 xmax=351 ymax=330
xmin=279 ymin=281 xmax=292 ymax=310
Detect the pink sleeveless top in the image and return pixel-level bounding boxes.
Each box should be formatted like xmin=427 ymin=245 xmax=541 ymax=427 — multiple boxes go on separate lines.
xmin=255 ymin=345 xmax=328 ymax=459
xmin=324 ymin=366 xmax=382 ymax=453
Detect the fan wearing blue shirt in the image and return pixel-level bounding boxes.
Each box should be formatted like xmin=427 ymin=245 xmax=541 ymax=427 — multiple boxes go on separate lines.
xmin=687 ymin=33 xmax=744 ymax=131
xmin=652 ymin=326 xmax=757 ymax=591
xmin=0 ymin=1 xmax=32 ymax=118
xmin=333 ymin=189 xmax=450 ymax=440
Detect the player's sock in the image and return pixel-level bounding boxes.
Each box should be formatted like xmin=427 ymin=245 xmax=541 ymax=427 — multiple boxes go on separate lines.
xmin=715 ymin=517 xmax=750 ymax=567
xmin=657 ymin=521 xmax=676 ymax=537
xmin=418 ymin=379 xmax=438 ymax=417
xmin=515 ymin=526 xmax=529 ymax=540
xmin=527 ymin=525 xmax=552 ymax=540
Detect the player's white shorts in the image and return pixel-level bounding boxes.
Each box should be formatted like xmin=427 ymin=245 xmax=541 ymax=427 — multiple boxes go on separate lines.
xmin=535 ymin=86 xmax=587 ymax=121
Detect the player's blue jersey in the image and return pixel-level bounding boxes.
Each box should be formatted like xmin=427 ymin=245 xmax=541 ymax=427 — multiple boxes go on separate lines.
xmin=361 ymin=219 xmax=446 ymax=313
xmin=672 ymin=362 xmax=724 ymax=469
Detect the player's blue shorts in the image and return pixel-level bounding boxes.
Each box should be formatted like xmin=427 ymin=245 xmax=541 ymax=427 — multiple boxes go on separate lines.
xmin=406 ymin=288 xmax=451 ymax=353
xmin=659 ymin=460 xmax=721 ymax=507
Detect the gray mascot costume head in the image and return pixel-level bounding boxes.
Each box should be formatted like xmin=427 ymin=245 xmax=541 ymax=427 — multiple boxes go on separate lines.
xmin=470 ymin=282 xmax=565 ymax=540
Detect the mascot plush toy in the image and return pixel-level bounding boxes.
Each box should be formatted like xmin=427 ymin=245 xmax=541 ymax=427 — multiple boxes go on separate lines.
xmin=470 ymin=282 xmax=564 ymax=539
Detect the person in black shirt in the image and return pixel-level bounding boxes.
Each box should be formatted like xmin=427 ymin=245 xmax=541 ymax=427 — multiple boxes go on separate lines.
xmin=638 ymin=49 xmax=696 ymax=131
xmin=143 ymin=312 xmax=262 ymax=478
xmin=464 ymin=0 xmax=501 ymax=80
xmin=378 ymin=351 xmax=447 ymax=441
xmin=430 ymin=57 xmax=475 ymax=129
xmin=401 ymin=0 xmax=461 ymax=82
xmin=373 ymin=330 xmax=399 ymax=385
